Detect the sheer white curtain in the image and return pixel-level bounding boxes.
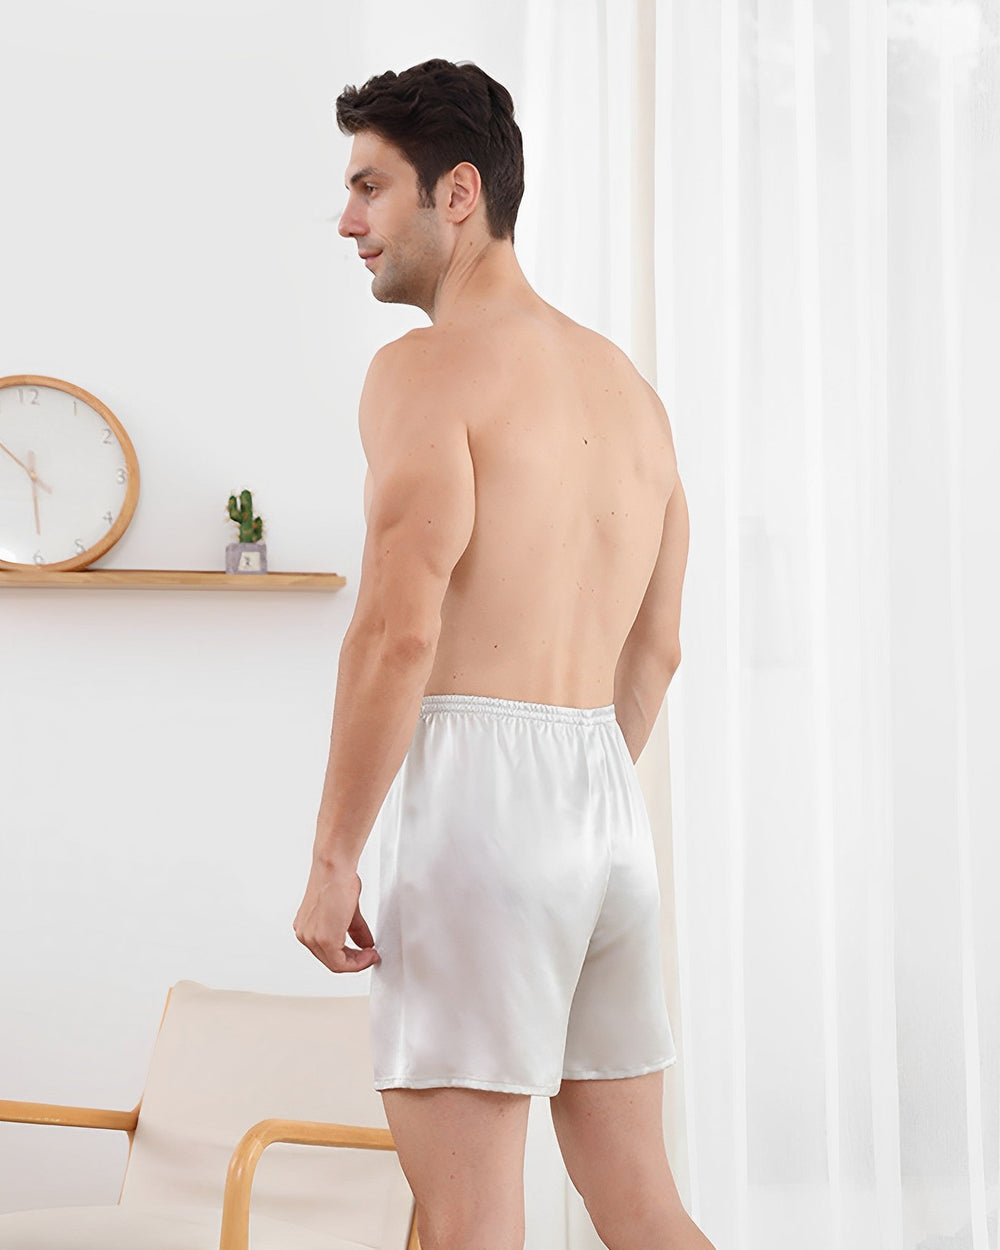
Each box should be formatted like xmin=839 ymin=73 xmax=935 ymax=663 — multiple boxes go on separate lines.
xmin=519 ymin=2 xmax=1000 ymax=1247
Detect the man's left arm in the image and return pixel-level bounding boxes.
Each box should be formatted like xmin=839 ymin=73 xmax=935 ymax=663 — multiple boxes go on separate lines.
xmin=293 ymin=337 xmax=475 ymax=973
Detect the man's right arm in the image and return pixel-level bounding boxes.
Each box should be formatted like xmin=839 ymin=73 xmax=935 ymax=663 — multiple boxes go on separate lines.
xmin=614 ymin=473 xmax=690 ymax=761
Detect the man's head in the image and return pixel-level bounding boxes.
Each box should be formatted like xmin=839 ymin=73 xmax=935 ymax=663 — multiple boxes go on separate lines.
xmin=335 ymin=59 xmax=524 ymax=310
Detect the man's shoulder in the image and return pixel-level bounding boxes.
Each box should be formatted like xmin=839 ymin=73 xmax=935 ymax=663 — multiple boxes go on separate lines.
xmin=572 ymin=325 xmax=670 ymax=421
xmin=550 ymin=317 xmax=657 ymax=386
xmin=585 ymin=325 xmax=655 ymax=383
xmin=364 ymin=328 xmax=437 ymax=384
xmin=359 ymin=330 xmax=442 ymax=408
xmin=358 ymin=330 xmax=468 ymax=444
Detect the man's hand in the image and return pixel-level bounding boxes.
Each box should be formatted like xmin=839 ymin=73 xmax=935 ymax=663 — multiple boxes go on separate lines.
xmin=293 ymin=862 xmax=380 ymax=973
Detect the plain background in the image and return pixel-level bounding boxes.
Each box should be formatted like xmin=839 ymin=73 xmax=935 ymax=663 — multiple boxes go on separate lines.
xmin=0 ymin=2 xmax=581 ymax=1242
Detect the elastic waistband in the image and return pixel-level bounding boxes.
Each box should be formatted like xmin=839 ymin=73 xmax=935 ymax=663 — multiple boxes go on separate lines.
xmin=420 ymin=693 xmax=616 ymax=726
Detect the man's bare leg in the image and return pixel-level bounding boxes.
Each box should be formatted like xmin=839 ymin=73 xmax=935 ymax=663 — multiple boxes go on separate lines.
xmin=550 ymin=1071 xmax=717 ymax=1250
xmin=381 ymin=1087 xmax=531 ymax=1250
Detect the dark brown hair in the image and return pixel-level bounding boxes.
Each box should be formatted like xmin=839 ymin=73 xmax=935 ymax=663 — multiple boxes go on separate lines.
xmin=336 ymin=58 xmax=525 ymax=242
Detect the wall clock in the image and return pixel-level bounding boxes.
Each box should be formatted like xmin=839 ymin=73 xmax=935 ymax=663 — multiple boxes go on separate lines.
xmin=0 ymin=375 xmax=140 ymax=571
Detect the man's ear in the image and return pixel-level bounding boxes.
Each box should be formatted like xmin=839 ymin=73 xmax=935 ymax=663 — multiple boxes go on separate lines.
xmin=444 ymin=161 xmax=482 ymax=225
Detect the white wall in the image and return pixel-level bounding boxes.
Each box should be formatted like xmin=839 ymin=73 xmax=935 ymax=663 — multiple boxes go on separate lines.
xmin=0 ymin=1 xmax=569 ymax=1238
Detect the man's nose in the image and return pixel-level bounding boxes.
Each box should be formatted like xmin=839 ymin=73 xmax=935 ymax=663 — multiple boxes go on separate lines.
xmin=338 ymin=201 xmax=364 ymax=238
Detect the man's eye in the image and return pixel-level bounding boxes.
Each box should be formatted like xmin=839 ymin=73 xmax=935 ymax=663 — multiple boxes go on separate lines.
xmin=364 ymin=183 xmax=377 ymax=194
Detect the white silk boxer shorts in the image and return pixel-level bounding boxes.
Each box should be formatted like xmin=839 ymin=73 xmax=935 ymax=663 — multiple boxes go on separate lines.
xmin=368 ymin=694 xmax=677 ymax=1095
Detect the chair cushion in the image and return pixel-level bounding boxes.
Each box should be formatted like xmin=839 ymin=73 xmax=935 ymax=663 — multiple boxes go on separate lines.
xmin=0 ymin=1204 xmax=370 ymax=1250
xmin=120 ymin=982 xmax=413 ymax=1249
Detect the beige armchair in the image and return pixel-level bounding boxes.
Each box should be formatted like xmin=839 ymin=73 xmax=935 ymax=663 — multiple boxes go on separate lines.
xmin=0 ymin=981 xmax=419 ymax=1249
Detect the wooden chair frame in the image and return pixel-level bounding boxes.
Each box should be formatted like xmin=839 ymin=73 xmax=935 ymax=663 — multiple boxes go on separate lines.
xmin=0 ymin=990 xmax=420 ymax=1250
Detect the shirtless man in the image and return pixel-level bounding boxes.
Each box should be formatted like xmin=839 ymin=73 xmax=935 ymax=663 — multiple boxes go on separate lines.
xmin=294 ymin=59 xmax=711 ymax=1250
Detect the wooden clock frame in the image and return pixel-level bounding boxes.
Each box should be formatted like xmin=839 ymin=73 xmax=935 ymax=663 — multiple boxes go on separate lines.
xmin=0 ymin=373 xmax=141 ymax=572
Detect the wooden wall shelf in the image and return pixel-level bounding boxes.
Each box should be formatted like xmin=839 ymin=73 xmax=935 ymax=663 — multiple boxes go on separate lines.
xmin=0 ymin=569 xmax=346 ymax=592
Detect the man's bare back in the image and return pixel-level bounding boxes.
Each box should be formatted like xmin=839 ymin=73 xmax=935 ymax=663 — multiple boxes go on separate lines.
xmin=364 ymin=302 xmax=678 ymax=710
xmin=298 ymin=80 xmax=689 ymax=967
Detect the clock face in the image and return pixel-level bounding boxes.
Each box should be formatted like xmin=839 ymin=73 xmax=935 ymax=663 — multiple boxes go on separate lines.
xmin=0 ymin=377 xmax=140 ymax=570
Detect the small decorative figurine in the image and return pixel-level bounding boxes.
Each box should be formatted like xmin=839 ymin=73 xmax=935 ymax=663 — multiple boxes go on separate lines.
xmin=225 ymin=488 xmax=268 ymax=573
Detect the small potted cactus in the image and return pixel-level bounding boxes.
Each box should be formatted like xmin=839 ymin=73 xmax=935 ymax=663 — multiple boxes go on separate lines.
xmin=225 ymin=488 xmax=268 ymax=573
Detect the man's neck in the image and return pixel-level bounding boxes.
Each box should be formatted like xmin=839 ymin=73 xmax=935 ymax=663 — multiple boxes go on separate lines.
xmin=426 ymin=236 xmax=533 ymax=324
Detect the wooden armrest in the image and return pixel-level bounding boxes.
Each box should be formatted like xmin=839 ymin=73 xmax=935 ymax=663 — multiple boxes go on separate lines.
xmin=219 ymin=1118 xmax=410 ymax=1250
xmin=0 ymin=1098 xmax=138 ymax=1132
xmin=230 ymin=1118 xmax=396 ymax=1156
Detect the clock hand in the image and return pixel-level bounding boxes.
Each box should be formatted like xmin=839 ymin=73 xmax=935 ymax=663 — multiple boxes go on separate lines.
xmin=26 ymin=450 xmax=52 ymax=494
xmin=0 ymin=438 xmax=31 ymax=474
xmin=27 ymin=452 xmax=42 ymax=535
xmin=0 ymin=441 xmax=53 ymax=493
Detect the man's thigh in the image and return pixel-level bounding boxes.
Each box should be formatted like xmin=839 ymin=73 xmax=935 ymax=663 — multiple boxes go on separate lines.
xmin=550 ymin=1072 xmax=684 ymax=1215
xmin=382 ymin=1087 xmax=531 ymax=1249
